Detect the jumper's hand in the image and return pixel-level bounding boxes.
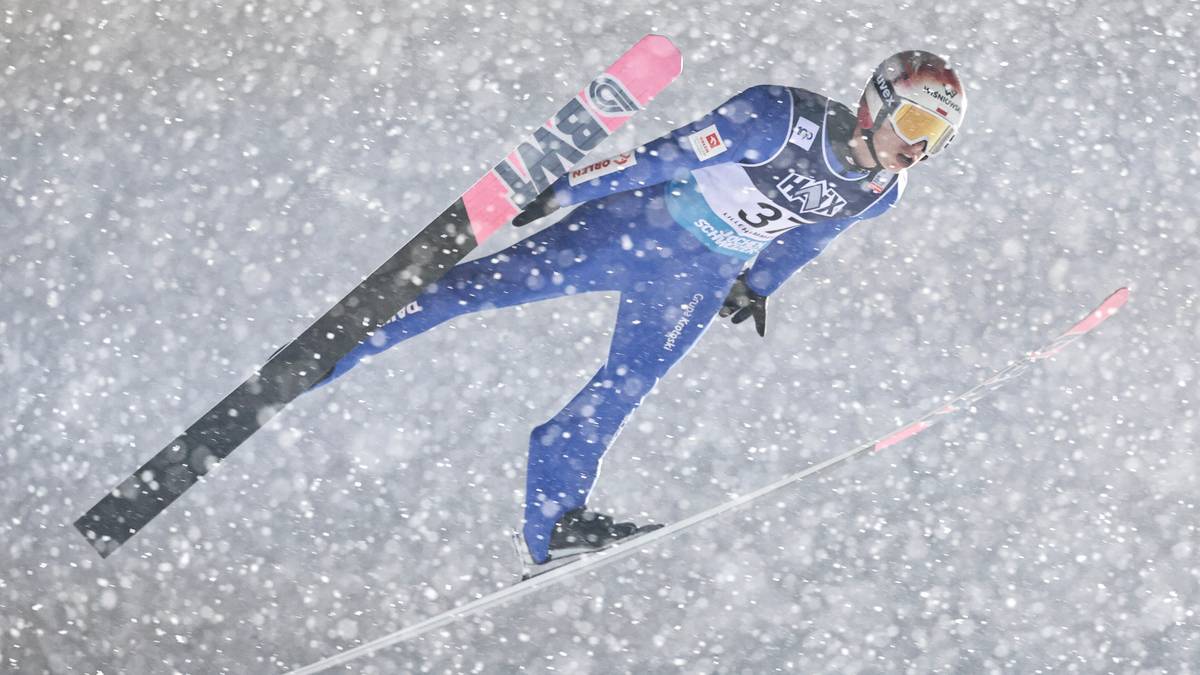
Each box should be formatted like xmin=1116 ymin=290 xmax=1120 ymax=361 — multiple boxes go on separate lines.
xmin=719 ymin=274 xmax=768 ymax=337
xmin=512 ymin=190 xmax=561 ymax=227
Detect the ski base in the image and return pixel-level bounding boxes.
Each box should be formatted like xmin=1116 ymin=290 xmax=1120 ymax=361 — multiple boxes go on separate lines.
xmin=511 ymin=526 xmax=665 ymax=581
xmin=286 ymin=288 xmax=1128 ymax=675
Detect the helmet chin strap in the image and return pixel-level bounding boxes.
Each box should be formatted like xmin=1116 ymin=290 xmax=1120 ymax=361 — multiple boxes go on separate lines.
xmin=860 ymin=125 xmax=884 ymax=171
xmin=854 ymin=90 xmax=893 ymax=172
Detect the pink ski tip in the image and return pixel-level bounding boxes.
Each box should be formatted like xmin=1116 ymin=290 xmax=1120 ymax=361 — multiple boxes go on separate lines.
xmin=608 ymin=35 xmax=683 ymax=105
xmin=1033 ymin=286 xmax=1130 ymax=360
xmin=632 ymin=34 xmax=683 ymax=74
xmin=1065 ymin=286 xmax=1130 ymax=337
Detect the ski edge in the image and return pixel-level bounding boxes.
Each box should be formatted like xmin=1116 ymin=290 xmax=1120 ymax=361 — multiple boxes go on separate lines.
xmin=285 ymin=287 xmax=1129 ymax=675
xmin=74 ymin=34 xmax=684 ymax=558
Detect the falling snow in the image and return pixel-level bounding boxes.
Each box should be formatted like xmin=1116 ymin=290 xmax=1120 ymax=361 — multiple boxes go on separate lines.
xmin=2 ymin=0 xmax=1198 ymax=673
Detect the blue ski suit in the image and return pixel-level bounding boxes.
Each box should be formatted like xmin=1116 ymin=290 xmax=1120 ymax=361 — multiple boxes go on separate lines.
xmin=316 ymin=85 xmax=907 ymax=563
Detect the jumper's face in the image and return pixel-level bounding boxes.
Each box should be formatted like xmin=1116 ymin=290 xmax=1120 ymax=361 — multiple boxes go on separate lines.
xmin=872 ymin=116 xmax=929 ymax=172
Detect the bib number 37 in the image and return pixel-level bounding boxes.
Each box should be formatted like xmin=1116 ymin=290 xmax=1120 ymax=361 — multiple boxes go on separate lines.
xmin=736 ymin=201 xmax=804 ymax=235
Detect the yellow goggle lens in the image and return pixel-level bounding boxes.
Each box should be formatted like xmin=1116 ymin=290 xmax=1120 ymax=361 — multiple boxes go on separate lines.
xmin=890 ymin=101 xmax=954 ymax=153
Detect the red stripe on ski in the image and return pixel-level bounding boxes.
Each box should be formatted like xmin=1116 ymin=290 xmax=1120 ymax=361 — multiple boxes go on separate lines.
xmin=874 ymin=420 xmax=931 ymax=451
xmin=874 ymin=287 xmax=1130 ymax=453
xmin=286 ymin=288 xmax=1129 ymax=674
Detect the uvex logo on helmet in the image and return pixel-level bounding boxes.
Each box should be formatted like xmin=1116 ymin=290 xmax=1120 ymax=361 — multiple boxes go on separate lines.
xmin=874 ymin=71 xmax=897 ymax=106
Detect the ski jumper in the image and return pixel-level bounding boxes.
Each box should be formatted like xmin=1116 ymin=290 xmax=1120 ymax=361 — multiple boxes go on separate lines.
xmin=314 ymin=85 xmax=907 ymax=563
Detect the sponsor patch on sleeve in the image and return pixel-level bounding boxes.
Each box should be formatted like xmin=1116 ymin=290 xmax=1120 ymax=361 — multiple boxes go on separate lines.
xmin=688 ymin=125 xmax=728 ymax=161
xmin=788 ymin=116 xmax=819 ymax=151
xmin=567 ymin=151 xmax=638 ymax=186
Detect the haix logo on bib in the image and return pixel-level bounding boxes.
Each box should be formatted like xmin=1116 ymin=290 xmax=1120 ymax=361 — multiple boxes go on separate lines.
xmin=568 ymin=151 xmax=637 ymax=186
xmin=688 ymin=125 xmax=728 ymax=161
xmin=788 ymin=116 xmax=820 ymax=151
xmin=776 ymin=171 xmax=847 ymax=217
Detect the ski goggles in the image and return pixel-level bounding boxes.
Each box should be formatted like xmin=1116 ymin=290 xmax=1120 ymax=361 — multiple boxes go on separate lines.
xmin=888 ymin=99 xmax=957 ymax=156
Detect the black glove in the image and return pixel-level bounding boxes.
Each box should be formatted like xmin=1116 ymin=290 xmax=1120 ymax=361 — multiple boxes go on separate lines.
xmin=511 ymin=190 xmax=560 ymax=227
xmin=719 ymin=273 xmax=768 ymax=337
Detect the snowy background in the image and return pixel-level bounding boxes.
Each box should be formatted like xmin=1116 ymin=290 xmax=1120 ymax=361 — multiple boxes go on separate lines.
xmin=2 ymin=0 xmax=1197 ymax=672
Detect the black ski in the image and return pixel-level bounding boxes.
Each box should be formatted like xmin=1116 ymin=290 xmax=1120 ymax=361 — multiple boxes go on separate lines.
xmin=75 ymin=35 xmax=683 ymax=557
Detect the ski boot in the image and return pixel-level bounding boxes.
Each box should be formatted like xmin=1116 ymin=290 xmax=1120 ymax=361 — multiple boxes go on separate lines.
xmin=513 ymin=507 xmax=663 ymax=580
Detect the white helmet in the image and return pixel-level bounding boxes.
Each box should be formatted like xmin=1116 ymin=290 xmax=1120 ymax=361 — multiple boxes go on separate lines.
xmin=857 ymin=50 xmax=967 ymax=158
